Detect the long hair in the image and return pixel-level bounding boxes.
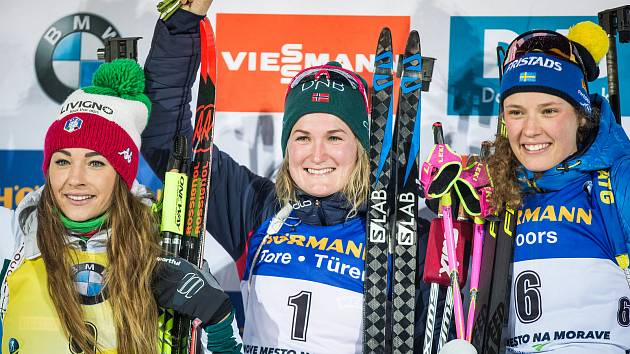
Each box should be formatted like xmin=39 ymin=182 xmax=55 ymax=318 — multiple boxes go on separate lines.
xmin=487 ymin=106 xmax=598 ymax=212
xmin=34 ymin=175 xmax=161 ymax=353
xmin=275 ymin=140 xmax=369 ymax=214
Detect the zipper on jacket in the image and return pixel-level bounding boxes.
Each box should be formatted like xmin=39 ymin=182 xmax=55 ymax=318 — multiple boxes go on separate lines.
xmin=315 ymin=199 xmax=328 ymax=226
xmin=527 ymin=178 xmax=543 ymax=193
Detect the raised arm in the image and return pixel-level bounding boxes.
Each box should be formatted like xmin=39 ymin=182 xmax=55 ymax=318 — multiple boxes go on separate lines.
xmin=141 ymin=7 xmax=276 ymax=261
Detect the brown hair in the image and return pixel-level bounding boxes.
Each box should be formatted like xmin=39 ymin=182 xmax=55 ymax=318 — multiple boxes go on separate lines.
xmin=35 ymin=176 xmax=160 ymax=353
xmin=275 ymin=140 xmax=369 ymax=214
xmin=487 ymin=107 xmax=597 ymax=212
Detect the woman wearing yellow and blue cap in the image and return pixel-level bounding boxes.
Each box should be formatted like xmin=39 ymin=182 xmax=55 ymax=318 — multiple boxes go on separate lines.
xmin=483 ymin=22 xmax=630 ymax=354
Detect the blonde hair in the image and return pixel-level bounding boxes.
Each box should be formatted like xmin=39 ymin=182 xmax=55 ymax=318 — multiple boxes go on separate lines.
xmin=487 ymin=107 xmax=597 ymax=212
xmin=275 ymin=141 xmax=369 ymax=214
xmin=34 ymin=176 xmax=161 ymax=353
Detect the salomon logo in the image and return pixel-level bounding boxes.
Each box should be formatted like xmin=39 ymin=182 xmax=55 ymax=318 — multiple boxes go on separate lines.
xmin=292 ymin=200 xmax=312 ymax=210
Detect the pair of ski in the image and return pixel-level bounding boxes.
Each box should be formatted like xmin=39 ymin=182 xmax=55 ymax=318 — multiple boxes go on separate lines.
xmin=470 ymin=116 xmax=517 ymax=354
xmin=363 ymin=27 xmax=428 ymax=354
xmin=158 ymin=17 xmax=218 ymax=354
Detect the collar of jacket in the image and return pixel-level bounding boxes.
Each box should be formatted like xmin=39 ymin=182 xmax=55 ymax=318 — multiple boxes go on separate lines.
xmin=15 ymin=182 xmax=154 ymax=259
xmin=291 ymin=191 xmax=366 ymax=226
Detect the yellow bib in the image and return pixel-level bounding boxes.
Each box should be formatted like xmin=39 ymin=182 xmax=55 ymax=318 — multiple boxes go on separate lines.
xmin=2 ymin=251 xmax=117 ymax=354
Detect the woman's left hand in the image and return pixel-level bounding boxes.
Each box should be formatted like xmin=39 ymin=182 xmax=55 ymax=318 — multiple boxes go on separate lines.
xmin=152 ymin=256 xmax=232 ymax=326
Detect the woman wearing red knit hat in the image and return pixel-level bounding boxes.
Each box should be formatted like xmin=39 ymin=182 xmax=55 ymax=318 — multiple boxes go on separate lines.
xmin=0 ymin=59 xmax=240 ymax=353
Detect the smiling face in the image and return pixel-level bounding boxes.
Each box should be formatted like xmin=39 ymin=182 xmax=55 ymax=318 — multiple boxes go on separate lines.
xmin=48 ymin=148 xmax=117 ymax=221
xmin=504 ymin=92 xmax=584 ymax=172
xmin=287 ymin=113 xmax=359 ymax=197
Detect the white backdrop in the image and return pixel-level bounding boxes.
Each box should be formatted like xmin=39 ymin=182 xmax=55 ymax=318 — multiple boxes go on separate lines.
xmin=2 ymin=0 xmax=629 ymax=324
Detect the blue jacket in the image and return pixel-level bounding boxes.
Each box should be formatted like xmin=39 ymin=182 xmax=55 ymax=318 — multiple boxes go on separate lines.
xmin=141 ymin=10 xmax=446 ymax=353
xmin=507 ymin=94 xmax=630 ymax=353
xmin=517 ymin=94 xmax=630 ymax=252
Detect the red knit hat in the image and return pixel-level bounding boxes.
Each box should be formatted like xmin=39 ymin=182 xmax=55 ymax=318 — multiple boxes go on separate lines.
xmin=43 ymin=59 xmax=151 ymax=189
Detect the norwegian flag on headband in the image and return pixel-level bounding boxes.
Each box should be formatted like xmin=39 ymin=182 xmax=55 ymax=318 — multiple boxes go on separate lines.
xmin=312 ymin=92 xmax=330 ymax=103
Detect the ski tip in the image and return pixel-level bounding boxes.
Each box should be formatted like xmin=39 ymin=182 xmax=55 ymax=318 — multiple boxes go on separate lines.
xmin=432 ymin=122 xmax=444 ymax=145
xmin=404 ymin=30 xmax=421 ymax=55
xmin=377 ymin=27 xmax=393 ymax=50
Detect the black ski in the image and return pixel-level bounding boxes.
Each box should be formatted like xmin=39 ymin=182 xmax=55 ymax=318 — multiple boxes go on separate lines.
xmin=363 ymin=27 xmax=394 ymax=354
xmin=391 ymin=30 xmax=423 ymax=354
xmin=177 ymin=17 xmax=218 ymax=354
xmin=471 ymin=115 xmax=517 ymax=354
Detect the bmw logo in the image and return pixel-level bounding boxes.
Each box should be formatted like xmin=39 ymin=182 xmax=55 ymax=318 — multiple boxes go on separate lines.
xmin=35 ymin=13 xmax=120 ymax=103
xmin=72 ymin=262 xmax=107 ymax=305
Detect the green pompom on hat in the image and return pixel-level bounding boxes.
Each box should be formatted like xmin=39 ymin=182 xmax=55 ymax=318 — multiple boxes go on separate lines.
xmin=84 ymin=58 xmax=152 ymax=115
xmin=281 ymin=61 xmax=370 ymax=155
xmin=43 ymin=59 xmax=151 ymax=189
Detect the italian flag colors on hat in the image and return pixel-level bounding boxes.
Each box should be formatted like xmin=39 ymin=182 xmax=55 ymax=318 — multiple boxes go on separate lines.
xmin=43 ymin=59 xmax=151 ymax=189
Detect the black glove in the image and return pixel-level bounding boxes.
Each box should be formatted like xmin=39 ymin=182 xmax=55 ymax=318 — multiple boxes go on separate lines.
xmin=152 ymin=256 xmax=232 ymax=326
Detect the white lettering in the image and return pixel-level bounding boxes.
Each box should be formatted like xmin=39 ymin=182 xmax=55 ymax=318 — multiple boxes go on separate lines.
xmin=304 ymin=52 xmax=331 ymax=67
xmin=482 ymin=87 xmax=496 ymax=103
xmin=73 ymin=15 xmax=90 ymax=31
xmin=221 ymin=51 xmax=248 ymax=71
xmin=222 ymin=47 xmax=371 ymax=85
xmin=280 ymin=44 xmax=303 ymax=82
xmin=258 ymin=250 xmax=292 ymax=265
xmin=102 ymin=26 xmax=118 ymax=39
xmin=248 ymin=52 xmax=256 ymax=71
xmin=44 ymin=27 xmax=62 ymax=46
xmin=260 ymin=52 xmax=280 ymax=71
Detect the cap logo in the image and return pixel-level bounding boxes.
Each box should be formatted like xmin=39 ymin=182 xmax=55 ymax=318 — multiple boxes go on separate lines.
xmin=118 ymin=148 xmax=133 ymax=163
xmin=505 ymin=55 xmax=562 ymax=74
xmin=64 ymin=117 xmax=83 ymax=133
xmin=301 ymin=79 xmax=344 ymax=93
xmin=519 ymin=72 xmax=537 ymax=83
xmin=312 ymin=93 xmax=330 ymax=103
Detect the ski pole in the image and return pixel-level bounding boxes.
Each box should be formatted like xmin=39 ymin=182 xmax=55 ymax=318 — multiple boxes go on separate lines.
xmin=156 ymin=135 xmax=190 ymax=354
xmin=420 ymin=122 xmax=463 ymax=351
xmin=598 ymin=6 xmax=630 ymax=124
xmin=432 ymin=123 xmax=466 ymax=341
xmin=452 ymin=143 xmax=494 ymax=342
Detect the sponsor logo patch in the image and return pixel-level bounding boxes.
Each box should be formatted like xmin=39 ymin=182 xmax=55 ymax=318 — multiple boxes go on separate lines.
xmin=64 ymin=116 xmax=83 ymax=133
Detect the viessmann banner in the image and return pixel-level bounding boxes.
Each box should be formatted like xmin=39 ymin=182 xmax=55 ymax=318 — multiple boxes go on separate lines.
xmin=215 ymin=14 xmax=410 ymax=112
